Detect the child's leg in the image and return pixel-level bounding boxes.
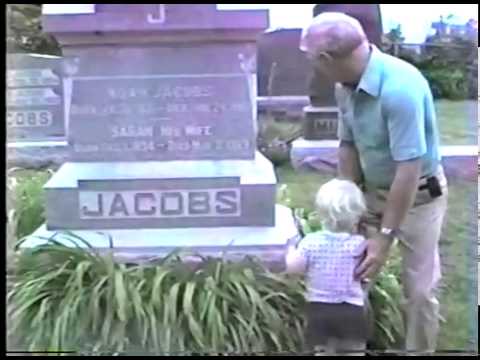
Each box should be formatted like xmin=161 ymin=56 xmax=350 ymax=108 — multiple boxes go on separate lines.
xmin=329 ymin=303 xmax=368 ymax=355
xmin=305 ymin=324 xmax=328 ymax=355
xmin=305 ymin=303 xmax=331 ymax=355
xmin=335 ymin=338 xmax=367 ymax=356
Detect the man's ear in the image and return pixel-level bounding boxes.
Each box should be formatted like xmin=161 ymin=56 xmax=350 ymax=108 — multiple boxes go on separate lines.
xmin=317 ymin=51 xmax=334 ymax=64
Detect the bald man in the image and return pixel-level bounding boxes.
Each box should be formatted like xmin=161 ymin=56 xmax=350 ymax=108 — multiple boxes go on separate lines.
xmin=300 ymin=13 xmax=448 ymax=353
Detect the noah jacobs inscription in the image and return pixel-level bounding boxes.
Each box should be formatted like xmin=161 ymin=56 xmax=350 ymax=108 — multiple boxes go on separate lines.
xmin=69 ymin=75 xmax=255 ymax=160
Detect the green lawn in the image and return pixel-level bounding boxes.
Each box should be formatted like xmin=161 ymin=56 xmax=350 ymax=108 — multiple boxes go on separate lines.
xmin=270 ymin=100 xmax=478 ymax=351
xmin=275 ymin=163 xmax=476 ymax=351
xmin=436 ymin=100 xmax=477 ymax=145
xmin=261 ymin=100 xmax=477 ymax=146
xmin=7 ymin=100 xmax=477 ymax=352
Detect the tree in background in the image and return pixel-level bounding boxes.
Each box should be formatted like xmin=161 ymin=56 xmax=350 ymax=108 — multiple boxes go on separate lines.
xmin=382 ymin=25 xmax=406 ymax=58
xmin=390 ymin=15 xmax=477 ymax=100
xmin=6 ymin=4 xmax=61 ymax=55
xmin=422 ymin=15 xmax=477 ymax=100
xmin=384 ymin=25 xmax=405 ymax=44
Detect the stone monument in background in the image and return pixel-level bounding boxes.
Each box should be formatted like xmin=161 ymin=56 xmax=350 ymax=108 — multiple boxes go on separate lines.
xmin=22 ymin=4 xmax=298 ymax=266
xmin=7 ymin=53 xmax=69 ymax=168
xmin=7 ymin=54 xmax=66 ymax=141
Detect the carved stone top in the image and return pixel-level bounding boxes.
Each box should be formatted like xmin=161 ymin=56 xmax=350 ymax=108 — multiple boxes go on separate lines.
xmin=42 ymin=4 xmax=269 ymax=45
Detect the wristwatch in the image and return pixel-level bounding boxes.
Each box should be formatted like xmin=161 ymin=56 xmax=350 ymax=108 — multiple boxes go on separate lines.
xmin=379 ymin=227 xmax=398 ymax=241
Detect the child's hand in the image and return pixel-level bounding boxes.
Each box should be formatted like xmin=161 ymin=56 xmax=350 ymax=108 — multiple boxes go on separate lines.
xmin=360 ymin=277 xmax=372 ymax=292
xmin=285 ymin=247 xmax=307 ymax=274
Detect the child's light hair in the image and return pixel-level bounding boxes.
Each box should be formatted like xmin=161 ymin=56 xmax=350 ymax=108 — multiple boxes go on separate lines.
xmin=315 ymin=179 xmax=366 ymax=233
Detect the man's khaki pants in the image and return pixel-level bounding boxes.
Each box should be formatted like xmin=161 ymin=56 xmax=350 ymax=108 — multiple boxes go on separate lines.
xmin=362 ymin=167 xmax=448 ymax=353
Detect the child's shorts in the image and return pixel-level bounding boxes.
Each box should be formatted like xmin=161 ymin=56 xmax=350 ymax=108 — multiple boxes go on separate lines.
xmin=305 ymin=302 xmax=368 ymax=350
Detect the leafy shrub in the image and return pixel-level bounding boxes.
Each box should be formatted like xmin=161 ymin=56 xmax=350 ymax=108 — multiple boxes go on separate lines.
xmin=257 ymin=116 xmax=302 ymax=166
xmin=419 ymin=59 xmax=469 ymax=100
xmin=9 ymin=236 xmax=306 ymax=355
xmin=7 ymin=4 xmax=61 ymax=55
xmin=398 ymin=39 xmax=477 ymax=100
xmin=8 ymin=178 xmax=404 ymax=354
xmin=9 ymin=232 xmax=404 ymax=355
xmin=8 ymin=169 xmax=52 ymax=239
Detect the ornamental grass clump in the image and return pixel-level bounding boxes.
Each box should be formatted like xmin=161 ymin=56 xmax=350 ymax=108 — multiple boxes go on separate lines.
xmin=9 ymin=235 xmax=306 ymax=355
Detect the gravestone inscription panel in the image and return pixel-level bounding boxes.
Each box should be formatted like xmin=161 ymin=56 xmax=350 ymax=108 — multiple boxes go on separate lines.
xmin=69 ymin=73 xmax=255 ymax=161
xmin=7 ymin=54 xmax=66 ymax=141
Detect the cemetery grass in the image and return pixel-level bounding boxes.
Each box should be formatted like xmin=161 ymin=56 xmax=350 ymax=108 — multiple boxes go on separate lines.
xmin=435 ymin=100 xmax=477 ymax=146
xmin=7 ymin=169 xmax=403 ymax=354
xmin=260 ymin=100 xmax=477 ymax=147
xmin=6 ymin=99 xmax=476 ymax=353
xmin=276 ymin=164 xmax=477 ymax=351
xmin=270 ymin=99 xmax=478 ymax=351
xmin=7 ymin=166 xmax=475 ymax=353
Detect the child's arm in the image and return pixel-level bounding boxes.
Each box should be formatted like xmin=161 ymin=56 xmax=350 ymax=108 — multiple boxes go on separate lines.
xmin=285 ymin=246 xmax=307 ymax=273
xmin=285 ymin=236 xmax=310 ymax=274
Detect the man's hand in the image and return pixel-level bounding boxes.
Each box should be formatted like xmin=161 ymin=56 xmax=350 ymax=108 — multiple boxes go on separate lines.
xmin=354 ymin=233 xmax=393 ymax=281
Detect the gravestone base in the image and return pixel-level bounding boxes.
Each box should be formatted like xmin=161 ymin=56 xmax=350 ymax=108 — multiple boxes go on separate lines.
xmin=291 ymin=138 xmax=478 ymax=181
xmin=44 ymin=151 xmax=277 ymax=229
xmin=290 ymin=138 xmax=339 ymax=175
xmin=21 ymin=204 xmax=299 ymax=271
xmin=7 ymin=140 xmax=69 ymax=169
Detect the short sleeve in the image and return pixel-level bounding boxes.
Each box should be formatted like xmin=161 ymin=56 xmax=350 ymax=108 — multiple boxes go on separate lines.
xmin=296 ymin=236 xmax=311 ymax=262
xmin=385 ymin=88 xmax=427 ymax=161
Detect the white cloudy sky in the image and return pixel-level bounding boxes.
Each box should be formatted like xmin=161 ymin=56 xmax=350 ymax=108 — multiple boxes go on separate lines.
xmin=217 ymin=4 xmax=478 ymax=43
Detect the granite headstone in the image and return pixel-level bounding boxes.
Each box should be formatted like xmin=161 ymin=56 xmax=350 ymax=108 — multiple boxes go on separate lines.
xmin=7 ymin=53 xmax=66 ymax=141
xmin=302 ymin=106 xmax=339 ymax=140
xmin=40 ymin=4 xmax=279 ymax=231
xmin=43 ymin=4 xmax=264 ymax=162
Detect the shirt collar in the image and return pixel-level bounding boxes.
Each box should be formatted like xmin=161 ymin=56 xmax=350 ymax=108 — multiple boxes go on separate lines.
xmin=355 ymin=44 xmax=383 ymax=97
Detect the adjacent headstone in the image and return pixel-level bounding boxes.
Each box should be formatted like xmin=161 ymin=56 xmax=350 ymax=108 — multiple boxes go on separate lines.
xmin=7 ymin=53 xmax=66 ymax=141
xmin=257 ymin=29 xmax=311 ymax=97
xmin=21 ymin=4 xmax=299 ymax=264
xmin=255 ymin=5 xmax=382 ymax=106
xmin=6 ymin=54 xmax=70 ymax=168
xmin=302 ymin=106 xmax=339 ymax=140
xmin=291 ymin=140 xmax=478 ymax=182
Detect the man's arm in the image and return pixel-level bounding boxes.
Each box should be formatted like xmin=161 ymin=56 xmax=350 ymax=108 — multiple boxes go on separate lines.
xmin=382 ymin=158 xmax=422 ymax=231
xmin=335 ymin=84 xmax=363 ymax=185
xmin=355 ymin=85 xmax=428 ymax=281
xmin=382 ymin=86 xmax=427 ymax=231
xmin=355 ymin=159 xmax=421 ymax=281
xmin=338 ymin=140 xmax=363 ymax=185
